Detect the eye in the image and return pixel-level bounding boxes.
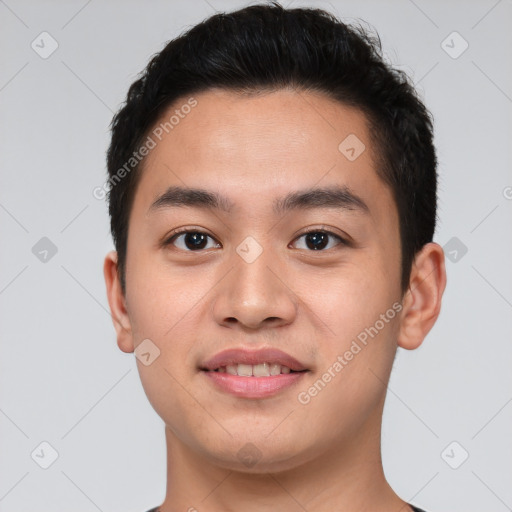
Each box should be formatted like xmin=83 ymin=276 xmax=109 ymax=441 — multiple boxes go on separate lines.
xmin=164 ymin=230 xmax=220 ymax=251
xmin=163 ymin=228 xmax=347 ymax=253
xmin=291 ymin=229 xmax=346 ymax=251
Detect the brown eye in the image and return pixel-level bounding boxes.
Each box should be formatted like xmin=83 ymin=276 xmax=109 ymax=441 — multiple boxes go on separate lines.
xmin=292 ymin=230 xmax=346 ymax=251
xmin=166 ymin=230 xmax=220 ymax=251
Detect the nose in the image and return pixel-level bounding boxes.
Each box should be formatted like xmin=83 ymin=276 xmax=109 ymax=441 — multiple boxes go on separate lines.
xmin=212 ymin=246 xmax=298 ymax=331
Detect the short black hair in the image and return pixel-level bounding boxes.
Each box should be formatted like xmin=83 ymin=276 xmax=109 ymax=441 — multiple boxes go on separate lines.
xmin=106 ymin=1 xmax=438 ymax=296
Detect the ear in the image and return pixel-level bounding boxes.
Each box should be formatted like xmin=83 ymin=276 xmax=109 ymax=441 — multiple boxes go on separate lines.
xmin=103 ymin=250 xmax=134 ymax=353
xmin=397 ymin=242 xmax=447 ymax=350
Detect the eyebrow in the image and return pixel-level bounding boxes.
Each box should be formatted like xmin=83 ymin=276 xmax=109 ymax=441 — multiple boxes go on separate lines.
xmin=148 ymin=185 xmax=370 ymax=216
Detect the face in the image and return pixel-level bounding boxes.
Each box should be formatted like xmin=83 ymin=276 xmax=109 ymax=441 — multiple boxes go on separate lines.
xmin=114 ymin=88 xmax=406 ymax=471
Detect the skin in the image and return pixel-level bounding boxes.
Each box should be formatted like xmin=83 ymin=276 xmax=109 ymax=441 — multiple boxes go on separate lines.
xmin=104 ymin=88 xmax=446 ymax=512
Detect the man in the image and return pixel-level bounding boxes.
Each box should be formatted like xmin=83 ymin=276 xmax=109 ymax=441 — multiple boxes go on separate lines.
xmin=103 ymin=3 xmax=446 ymax=511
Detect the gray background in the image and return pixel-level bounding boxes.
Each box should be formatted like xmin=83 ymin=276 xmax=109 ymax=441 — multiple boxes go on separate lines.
xmin=1 ymin=0 xmax=511 ymax=511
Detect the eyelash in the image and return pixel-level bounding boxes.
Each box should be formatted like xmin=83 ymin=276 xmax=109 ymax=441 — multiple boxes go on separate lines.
xmin=163 ymin=228 xmax=348 ymax=252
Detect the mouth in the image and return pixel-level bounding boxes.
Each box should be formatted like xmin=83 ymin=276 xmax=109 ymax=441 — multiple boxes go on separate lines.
xmin=199 ymin=347 xmax=309 ymax=398
xmin=200 ymin=346 xmax=309 ymax=373
xmin=205 ymin=363 xmax=306 ymax=377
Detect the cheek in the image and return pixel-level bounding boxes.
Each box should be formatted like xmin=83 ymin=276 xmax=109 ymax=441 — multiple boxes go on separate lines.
xmin=125 ymin=254 xmax=215 ymax=382
xmin=126 ymin=268 xmax=204 ymax=432
xmin=295 ymin=255 xmax=396 ymax=338
xmin=125 ymin=247 xmax=202 ymax=339
xmin=293 ymin=257 xmax=401 ymax=404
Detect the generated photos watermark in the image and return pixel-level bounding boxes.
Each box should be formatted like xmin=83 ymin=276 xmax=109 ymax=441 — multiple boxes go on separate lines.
xmin=297 ymin=301 xmax=403 ymax=405
xmin=93 ymin=97 xmax=198 ymax=200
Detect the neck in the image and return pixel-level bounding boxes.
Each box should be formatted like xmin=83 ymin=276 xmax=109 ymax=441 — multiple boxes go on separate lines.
xmin=158 ymin=401 xmax=409 ymax=512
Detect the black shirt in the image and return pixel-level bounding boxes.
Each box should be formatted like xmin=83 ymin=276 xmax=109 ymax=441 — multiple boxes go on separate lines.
xmin=145 ymin=504 xmax=427 ymax=511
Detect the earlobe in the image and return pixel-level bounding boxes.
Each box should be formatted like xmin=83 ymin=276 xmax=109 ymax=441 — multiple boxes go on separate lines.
xmin=103 ymin=250 xmax=135 ymax=353
xmin=397 ymin=242 xmax=447 ymax=350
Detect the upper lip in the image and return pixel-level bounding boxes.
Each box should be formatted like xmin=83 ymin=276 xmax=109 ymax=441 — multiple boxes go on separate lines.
xmin=200 ymin=347 xmax=308 ymax=372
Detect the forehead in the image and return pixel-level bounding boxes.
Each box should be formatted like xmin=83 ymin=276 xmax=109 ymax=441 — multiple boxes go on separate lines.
xmin=130 ymin=88 xmax=395 ymax=224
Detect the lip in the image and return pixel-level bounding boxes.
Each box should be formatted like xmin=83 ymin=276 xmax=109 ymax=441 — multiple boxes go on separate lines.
xmin=200 ymin=347 xmax=309 ymax=399
xmin=200 ymin=347 xmax=308 ymax=372
xmin=203 ymin=371 xmax=307 ymax=399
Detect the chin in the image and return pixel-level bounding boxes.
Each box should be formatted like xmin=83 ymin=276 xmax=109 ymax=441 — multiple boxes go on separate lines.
xmin=197 ymin=434 xmax=315 ymax=474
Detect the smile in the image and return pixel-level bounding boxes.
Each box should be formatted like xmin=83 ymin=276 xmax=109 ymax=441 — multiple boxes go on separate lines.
xmin=210 ymin=362 xmax=302 ymax=377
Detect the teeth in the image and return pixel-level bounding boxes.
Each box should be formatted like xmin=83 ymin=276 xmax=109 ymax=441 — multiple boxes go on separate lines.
xmin=237 ymin=364 xmax=253 ymax=377
xmin=226 ymin=365 xmax=237 ymax=375
xmin=217 ymin=363 xmax=294 ymax=376
xmin=270 ymin=363 xmax=281 ymax=375
xmin=253 ymin=363 xmax=270 ymax=377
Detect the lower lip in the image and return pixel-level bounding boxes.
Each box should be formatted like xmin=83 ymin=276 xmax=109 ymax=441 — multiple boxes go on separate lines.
xmin=202 ymin=370 xmax=307 ymax=399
